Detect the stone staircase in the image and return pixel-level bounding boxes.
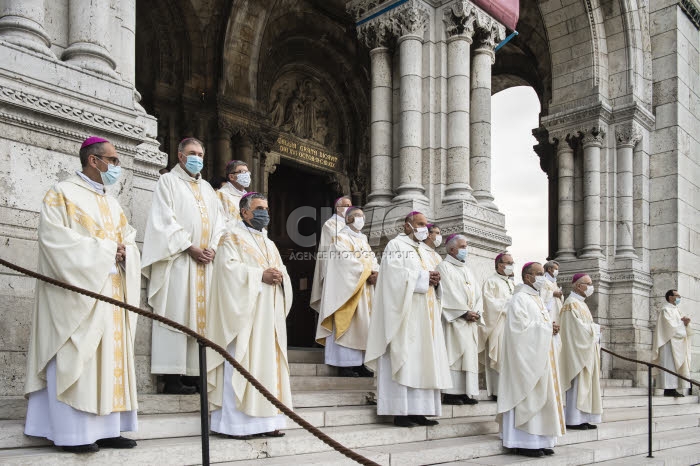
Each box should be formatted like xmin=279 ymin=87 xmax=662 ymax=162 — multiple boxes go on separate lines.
xmin=0 ymin=349 xmax=698 ymax=465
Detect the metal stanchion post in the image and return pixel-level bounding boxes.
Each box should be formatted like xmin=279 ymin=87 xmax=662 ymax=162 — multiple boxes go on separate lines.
xmin=199 ymin=342 xmax=211 ymax=466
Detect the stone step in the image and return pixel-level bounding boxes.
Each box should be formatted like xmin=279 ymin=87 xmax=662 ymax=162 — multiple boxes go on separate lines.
xmin=602 ymin=394 xmax=698 ymax=409
xmin=287 ymin=348 xmax=324 ymax=364
xmin=601 ymin=387 xmax=648 ymax=397
xmin=593 ymin=442 xmax=700 ymax=465
xmin=603 ymin=402 xmax=700 ymax=422
xmin=599 ymin=378 xmax=633 ymax=388
xmin=289 ymin=362 xmax=338 ymax=376
xmin=290 ymin=375 xmax=375 ymax=391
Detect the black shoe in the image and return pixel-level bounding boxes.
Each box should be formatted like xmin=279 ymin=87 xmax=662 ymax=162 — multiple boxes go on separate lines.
xmin=442 ymin=394 xmax=464 ymax=405
xmin=393 ymin=415 xmax=418 ymax=427
xmin=354 ymin=365 xmax=374 ymax=377
xmin=462 ymin=396 xmax=478 ymax=405
xmin=96 ymin=436 xmax=137 ymax=449
xmin=584 ymin=423 xmax=598 ymax=430
xmin=338 ymin=367 xmax=360 ymax=377
xmin=62 ymin=443 xmax=99 ymax=453
xmin=542 ymin=448 xmax=555 ymax=456
xmin=408 ymin=415 xmax=439 ymax=426
xmin=515 ymin=448 xmax=544 ymax=457
xmin=664 ymin=389 xmax=676 ymax=397
xmin=566 ymin=424 xmax=589 ymax=430
xmin=490 ymin=395 xmax=498 ymax=401
xmin=181 ymin=375 xmax=201 ymax=393
xmin=163 ymin=375 xmax=197 ymax=395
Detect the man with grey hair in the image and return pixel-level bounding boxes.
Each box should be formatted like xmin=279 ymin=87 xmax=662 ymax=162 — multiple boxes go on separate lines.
xmin=142 ymin=137 xmax=226 ymax=394
xmin=316 ymin=207 xmax=378 ymax=377
xmin=217 ymin=160 xmax=251 ymax=225
xmin=310 ymin=195 xmax=353 ymax=311
xmin=436 ymin=234 xmax=484 ymax=406
xmin=541 ymin=260 xmax=564 ymax=354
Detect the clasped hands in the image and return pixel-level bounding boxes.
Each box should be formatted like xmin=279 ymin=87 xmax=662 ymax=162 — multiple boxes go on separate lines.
xmin=115 ymin=243 xmax=126 ymax=264
xmin=366 ymin=271 xmax=378 ymax=285
xmin=429 ymin=271 xmax=440 ymax=287
xmin=462 ymin=311 xmax=480 ymax=322
xmin=682 ymin=316 xmax=691 ymax=326
xmin=187 ymin=245 xmax=216 ymax=264
xmin=262 ymin=268 xmax=283 ymax=286
xmin=552 ymin=322 xmax=560 ymax=336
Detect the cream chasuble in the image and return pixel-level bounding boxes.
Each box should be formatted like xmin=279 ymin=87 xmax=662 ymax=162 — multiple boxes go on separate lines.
xmin=24 ymin=175 xmax=140 ymax=416
xmin=436 ymin=255 xmax=484 ymax=397
xmin=479 ymin=272 xmax=514 ymax=396
xmin=217 ymin=181 xmax=245 ymax=226
xmin=207 ymin=223 xmax=293 ymax=419
xmin=541 ymin=274 xmax=563 ymax=355
xmin=497 ymin=285 xmax=565 ymax=439
xmin=652 ymin=303 xmax=693 ymax=389
xmin=142 ymin=164 xmax=225 ymax=375
xmin=310 ymin=215 xmax=345 ymax=311
xmin=316 ymin=226 xmax=379 ymax=351
xmin=365 ymin=234 xmax=451 ymax=390
xmin=559 ymin=293 xmax=602 ymax=418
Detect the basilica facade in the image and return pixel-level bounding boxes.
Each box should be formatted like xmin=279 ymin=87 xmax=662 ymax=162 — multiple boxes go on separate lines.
xmin=0 ymin=0 xmax=698 ymax=395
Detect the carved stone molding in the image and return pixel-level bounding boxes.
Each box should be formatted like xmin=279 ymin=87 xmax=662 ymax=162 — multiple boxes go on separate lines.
xmin=354 ymin=0 xmax=430 ymax=46
xmin=615 ymin=123 xmax=642 ymax=148
xmin=0 ymin=84 xmax=145 ymax=138
xmin=443 ymin=1 xmax=476 ymax=39
xmin=357 ymin=19 xmax=394 ymax=49
xmin=579 ymin=127 xmax=606 ymax=147
xmin=393 ymin=2 xmax=430 ymax=37
xmin=541 ymin=101 xmax=613 ymax=138
xmin=473 ymin=7 xmax=506 ymax=56
xmin=135 ymin=142 xmax=168 ymax=168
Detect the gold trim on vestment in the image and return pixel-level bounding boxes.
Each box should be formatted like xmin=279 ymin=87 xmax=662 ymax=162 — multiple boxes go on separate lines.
xmin=189 ymin=183 xmax=210 ymax=335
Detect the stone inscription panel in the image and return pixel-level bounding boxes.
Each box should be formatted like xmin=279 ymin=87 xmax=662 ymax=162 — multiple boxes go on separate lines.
xmin=275 ymin=135 xmax=341 ymax=172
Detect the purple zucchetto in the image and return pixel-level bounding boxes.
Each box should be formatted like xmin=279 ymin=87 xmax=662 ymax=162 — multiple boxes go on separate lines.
xmin=81 ymin=136 xmax=109 ymax=149
xmin=241 ymin=192 xmax=259 ymax=200
xmin=522 ymin=261 xmax=535 ymax=272
xmin=572 ymin=273 xmax=588 ymax=284
xmin=445 ymin=233 xmax=460 ymax=244
xmin=334 ymin=195 xmax=351 ymax=206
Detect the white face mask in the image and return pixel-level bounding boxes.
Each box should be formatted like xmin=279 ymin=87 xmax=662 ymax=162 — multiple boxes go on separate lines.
xmin=412 ymin=225 xmax=429 ymax=241
xmin=236 ymin=172 xmax=251 ymax=187
xmin=533 ymin=275 xmax=546 ymax=291
xmin=351 ymin=217 xmax=365 ymax=230
xmin=433 ymin=234 xmax=442 ymax=247
xmin=504 ymin=265 xmax=514 ymax=276
xmin=584 ymin=284 xmax=594 ymax=297
xmin=552 ymin=270 xmax=559 ymax=278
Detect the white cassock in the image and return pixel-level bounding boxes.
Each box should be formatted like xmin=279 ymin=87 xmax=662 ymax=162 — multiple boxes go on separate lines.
xmin=652 ymin=303 xmax=693 ymax=390
xmin=142 ymin=164 xmax=225 ymax=376
xmin=365 ymin=234 xmax=452 ymax=416
xmin=310 ymin=214 xmax=345 ymax=311
xmin=559 ymin=293 xmax=602 ymax=426
xmin=217 ymin=181 xmax=246 ymax=227
xmin=540 ymin=273 xmax=563 ymax=354
xmin=24 ymin=173 xmax=140 ymax=445
xmin=479 ymin=272 xmax=515 ymax=396
xmin=497 ymin=285 xmax=565 ymax=449
xmin=436 ymin=255 xmax=484 ymax=397
xmin=316 ymin=226 xmax=379 ymax=367
xmin=207 ymin=223 xmax=292 ymax=435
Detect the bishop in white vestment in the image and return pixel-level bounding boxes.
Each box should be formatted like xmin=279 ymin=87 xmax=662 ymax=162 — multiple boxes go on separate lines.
xmin=652 ymin=289 xmax=693 ymax=397
xmin=365 ymin=212 xmax=452 ymax=428
xmin=479 ymin=253 xmax=515 ymax=398
xmin=142 ymin=138 xmax=225 ymax=393
xmin=217 ymin=160 xmax=251 ymax=225
xmin=559 ymin=273 xmax=602 ymax=429
xmin=207 ymin=193 xmax=292 ymax=438
xmin=436 ymin=234 xmax=484 ymax=406
xmin=24 ymin=137 xmax=140 ymax=453
xmin=316 ymin=207 xmax=378 ymax=377
xmin=497 ymin=262 xmax=565 ymax=458
xmin=310 ymin=195 xmax=352 ymax=311
xmin=540 ymin=260 xmax=564 ymax=354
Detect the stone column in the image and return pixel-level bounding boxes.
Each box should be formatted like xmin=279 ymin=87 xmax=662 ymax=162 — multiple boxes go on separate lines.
xmin=362 ymin=21 xmax=394 ymax=206
xmin=580 ymin=127 xmax=606 ymax=258
xmin=443 ymin=2 xmax=476 ymax=203
xmin=556 ymin=134 xmax=576 ymax=260
xmin=62 ymin=0 xmax=118 ymax=78
xmin=393 ymin=4 xmax=429 ymax=202
xmin=214 ymin=125 xmax=233 ymax=177
xmin=469 ymin=21 xmax=503 ymax=210
xmin=615 ymin=124 xmax=641 ymax=258
xmin=0 ymin=0 xmax=54 ymax=56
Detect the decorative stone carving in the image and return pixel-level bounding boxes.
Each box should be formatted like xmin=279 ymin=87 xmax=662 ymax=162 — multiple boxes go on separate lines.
xmin=579 ymin=127 xmax=606 ymax=147
xmin=393 ymin=2 xmax=430 ymax=37
xmin=443 ymin=1 xmax=476 ymax=38
xmin=268 ymin=73 xmax=339 ymax=152
xmin=615 ymin=123 xmax=642 ymax=147
xmin=472 ymin=7 xmax=506 ymax=58
xmin=357 ymin=19 xmax=394 ymax=49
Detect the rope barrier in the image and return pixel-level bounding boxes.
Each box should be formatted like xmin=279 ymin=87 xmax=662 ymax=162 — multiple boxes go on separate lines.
xmin=0 ymin=257 xmax=380 ymax=466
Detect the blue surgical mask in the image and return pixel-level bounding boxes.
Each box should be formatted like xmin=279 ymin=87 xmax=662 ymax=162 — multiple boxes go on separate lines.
xmin=456 ymin=248 xmax=468 ymax=262
xmin=185 ymin=155 xmax=204 ymax=175
xmin=249 ymin=209 xmax=270 ymax=230
xmin=95 ymin=157 xmax=121 ymax=185
xmin=675 ymin=297 xmax=681 ymax=305
xmin=236 ymin=172 xmax=251 ymax=187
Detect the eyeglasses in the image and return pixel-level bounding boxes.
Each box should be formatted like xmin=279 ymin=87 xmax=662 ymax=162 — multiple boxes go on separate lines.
xmin=234 ymin=169 xmax=250 ymax=174
xmin=94 ymin=155 xmax=121 ymax=167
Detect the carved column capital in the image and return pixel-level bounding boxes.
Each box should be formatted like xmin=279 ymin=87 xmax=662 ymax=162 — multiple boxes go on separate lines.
xmin=579 ymin=127 xmax=607 ymax=148
xmin=550 ymin=131 xmax=576 ymax=151
xmin=357 ymin=18 xmax=395 ymax=49
xmin=472 ymin=9 xmax=506 ymax=62
xmin=443 ymin=1 xmax=476 ymax=40
xmin=615 ymin=123 xmax=642 ymax=148
xmin=393 ymin=1 xmax=430 ymax=38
